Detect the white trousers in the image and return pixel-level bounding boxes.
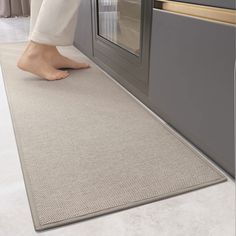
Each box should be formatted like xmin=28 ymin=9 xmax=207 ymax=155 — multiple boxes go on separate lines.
xmin=30 ymin=0 xmax=81 ymax=46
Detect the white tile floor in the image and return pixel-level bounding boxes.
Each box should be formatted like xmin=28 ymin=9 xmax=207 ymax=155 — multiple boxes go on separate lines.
xmin=0 ymin=17 xmax=235 ymax=236
xmin=0 ymin=17 xmax=30 ymax=43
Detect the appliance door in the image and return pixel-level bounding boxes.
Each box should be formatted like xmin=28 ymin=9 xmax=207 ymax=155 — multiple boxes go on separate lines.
xmin=98 ymin=0 xmax=142 ymax=56
xmin=92 ymin=0 xmax=152 ymax=95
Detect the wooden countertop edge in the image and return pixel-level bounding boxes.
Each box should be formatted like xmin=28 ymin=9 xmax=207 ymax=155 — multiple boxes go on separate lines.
xmin=154 ymin=0 xmax=236 ymax=25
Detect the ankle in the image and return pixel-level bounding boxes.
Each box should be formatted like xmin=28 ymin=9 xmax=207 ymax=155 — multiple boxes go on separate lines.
xmin=30 ymin=40 xmax=56 ymax=50
xmin=27 ymin=41 xmax=57 ymax=57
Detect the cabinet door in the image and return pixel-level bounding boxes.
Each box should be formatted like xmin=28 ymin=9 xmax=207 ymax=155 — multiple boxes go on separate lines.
xmin=92 ymin=0 xmax=152 ymax=95
xmin=149 ymin=10 xmax=235 ymax=176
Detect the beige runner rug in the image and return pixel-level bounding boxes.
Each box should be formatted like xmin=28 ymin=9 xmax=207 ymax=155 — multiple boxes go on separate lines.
xmin=0 ymin=43 xmax=226 ymax=231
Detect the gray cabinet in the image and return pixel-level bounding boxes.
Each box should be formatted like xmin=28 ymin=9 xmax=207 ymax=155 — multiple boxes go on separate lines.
xmin=149 ymin=9 xmax=235 ymax=176
xmin=74 ymin=0 xmax=152 ymax=100
xmin=91 ymin=0 xmax=152 ymax=96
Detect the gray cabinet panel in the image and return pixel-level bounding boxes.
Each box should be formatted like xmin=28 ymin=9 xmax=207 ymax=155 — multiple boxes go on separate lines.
xmin=149 ymin=10 xmax=235 ymax=176
xmin=74 ymin=0 xmax=93 ymax=58
xmin=173 ymin=0 xmax=235 ymax=9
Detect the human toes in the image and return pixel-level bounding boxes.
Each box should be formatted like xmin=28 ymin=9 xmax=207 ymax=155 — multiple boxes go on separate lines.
xmin=47 ymin=70 xmax=70 ymax=81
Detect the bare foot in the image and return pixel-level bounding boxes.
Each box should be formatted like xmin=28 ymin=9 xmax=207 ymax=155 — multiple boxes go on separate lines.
xmin=51 ymin=49 xmax=90 ymax=70
xmin=18 ymin=41 xmax=90 ymax=81
xmin=18 ymin=42 xmax=70 ymax=81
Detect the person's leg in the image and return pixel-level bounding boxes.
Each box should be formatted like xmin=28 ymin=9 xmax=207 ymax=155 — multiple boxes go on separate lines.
xmin=31 ymin=0 xmax=81 ymax=46
xmin=29 ymin=0 xmax=43 ymax=35
xmin=18 ymin=0 xmax=89 ymax=81
xmin=18 ymin=0 xmax=70 ymax=81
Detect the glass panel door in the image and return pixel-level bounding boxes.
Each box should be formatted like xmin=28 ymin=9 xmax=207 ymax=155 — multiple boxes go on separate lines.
xmin=97 ymin=0 xmax=142 ymax=56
